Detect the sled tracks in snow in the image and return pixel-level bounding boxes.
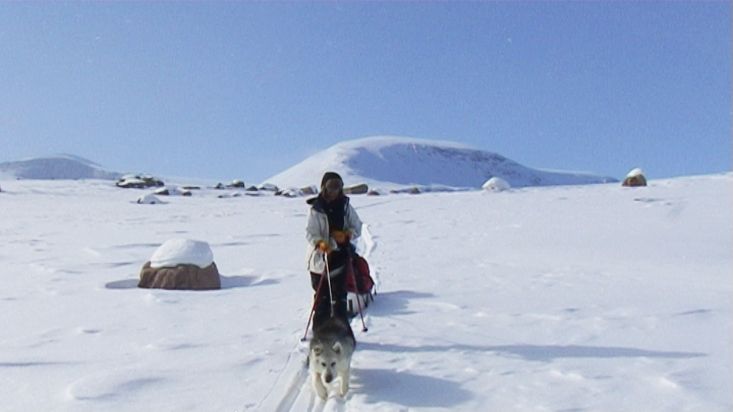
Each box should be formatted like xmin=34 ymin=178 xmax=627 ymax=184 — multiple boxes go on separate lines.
xmin=251 ymin=338 xmax=351 ymax=412
xmin=250 ymin=225 xmax=378 ymax=412
xmin=254 ymin=310 xmax=373 ymax=411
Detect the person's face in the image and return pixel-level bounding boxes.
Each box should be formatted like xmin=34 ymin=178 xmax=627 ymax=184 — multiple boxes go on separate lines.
xmin=322 ymin=178 xmax=343 ymax=202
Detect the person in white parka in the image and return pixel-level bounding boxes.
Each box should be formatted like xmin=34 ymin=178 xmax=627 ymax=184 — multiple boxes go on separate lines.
xmin=305 ymin=172 xmax=362 ymax=330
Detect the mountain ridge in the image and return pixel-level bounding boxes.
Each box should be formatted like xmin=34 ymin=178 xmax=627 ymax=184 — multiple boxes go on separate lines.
xmin=265 ymin=136 xmax=617 ymax=189
xmin=0 ymin=137 xmax=618 ymax=188
xmin=0 ymin=154 xmax=122 ymax=180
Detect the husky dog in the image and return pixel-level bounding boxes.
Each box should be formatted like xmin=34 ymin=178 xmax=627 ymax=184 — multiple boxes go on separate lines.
xmin=309 ymin=317 xmax=356 ymax=400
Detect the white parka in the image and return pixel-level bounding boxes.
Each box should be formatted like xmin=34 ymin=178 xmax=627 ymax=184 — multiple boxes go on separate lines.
xmin=305 ymin=198 xmax=362 ymax=274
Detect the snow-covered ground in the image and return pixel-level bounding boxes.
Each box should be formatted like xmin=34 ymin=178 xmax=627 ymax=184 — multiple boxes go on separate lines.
xmin=0 ymin=173 xmax=730 ymax=411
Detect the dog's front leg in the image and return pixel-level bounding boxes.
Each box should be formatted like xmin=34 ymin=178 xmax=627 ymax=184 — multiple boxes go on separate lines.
xmin=339 ymin=368 xmax=350 ymax=396
xmin=312 ymin=373 xmax=328 ymax=400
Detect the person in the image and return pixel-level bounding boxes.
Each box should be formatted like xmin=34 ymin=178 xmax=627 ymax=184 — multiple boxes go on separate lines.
xmin=305 ymin=172 xmax=362 ymax=330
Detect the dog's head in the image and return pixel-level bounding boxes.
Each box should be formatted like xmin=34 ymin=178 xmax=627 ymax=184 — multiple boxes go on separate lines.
xmin=310 ymin=341 xmax=348 ymax=384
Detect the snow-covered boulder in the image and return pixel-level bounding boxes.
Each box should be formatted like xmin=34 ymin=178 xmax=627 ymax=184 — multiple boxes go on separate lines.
xmin=154 ymin=186 xmax=192 ymax=197
xmin=117 ymin=174 xmax=165 ymax=189
xmin=217 ymin=192 xmax=243 ymax=199
xmin=367 ymin=189 xmax=385 ymax=196
xmin=150 ymin=239 xmax=214 ymax=269
xmin=138 ymin=239 xmax=220 ymax=290
xmin=622 ymin=168 xmax=647 ymax=187
xmin=136 ymin=194 xmax=165 ymax=204
xmin=274 ymin=185 xmax=318 ymax=198
xmin=228 ymin=180 xmax=245 ymax=188
xmin=300 ymin=185 xmax=318 ymax=195
xmin=390 ymin=186 xmax=422 ymax=195
xmin=344 ymin=183 xmax=369 ymax=195
xmin=482 ymin=177 xmax=511 ymax=192
xmin=278 ymin=189 xmax=301 ymax=198
xmin=258 ymin=183 xmax=279 ymax=192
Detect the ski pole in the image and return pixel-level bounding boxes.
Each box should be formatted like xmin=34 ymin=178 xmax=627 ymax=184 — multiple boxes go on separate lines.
xmin=324 ymin=252 xmax=335 ymax=318
xmin=347 ymin=254 xmax=368 ymax=332
xmin=301 ymin=270 xmax=327 ymax=342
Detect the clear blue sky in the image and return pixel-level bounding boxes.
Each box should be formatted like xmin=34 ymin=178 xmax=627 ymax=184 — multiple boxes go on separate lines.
xmin=1 ymin=2 xmax=730 ymax=182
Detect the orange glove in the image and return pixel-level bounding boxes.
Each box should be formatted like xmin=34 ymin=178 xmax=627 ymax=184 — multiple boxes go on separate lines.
xmin=316 ymin=240 xmax=331 ymax=253
xmin=331 ymin=230 xmax=351 ymax=244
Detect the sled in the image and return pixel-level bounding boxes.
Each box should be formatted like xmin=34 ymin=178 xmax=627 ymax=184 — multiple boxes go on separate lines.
xmin=345 ymin=254 xmax=375 ymax=315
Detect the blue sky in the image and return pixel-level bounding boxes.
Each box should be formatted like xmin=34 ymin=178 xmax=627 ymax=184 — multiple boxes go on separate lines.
xmin=1 ymin=2 xmax=730 ymax=182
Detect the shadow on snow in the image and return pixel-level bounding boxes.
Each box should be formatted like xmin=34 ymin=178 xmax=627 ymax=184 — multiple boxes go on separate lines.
xmin=103 ymin=274 xmax=278 ymax=290
xmin=354 ymin=367 xmax=472 ymax=408
xmin=358 ymin=341 xmax=706 ymax=362
xmin=364 ymin=290 xmax=435 ymax=316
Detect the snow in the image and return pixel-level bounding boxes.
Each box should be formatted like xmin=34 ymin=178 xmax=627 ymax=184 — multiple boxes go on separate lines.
xmin=482 ymin=176 xmax=511 ymax=192
xmin=136 ymin=193 xmax=164 ymax=204
xmin=0 ymin=173 xmax=730 ymax=411
xmin=265 ymin=136 xmax=617 ymax=191
xmin=149 ymin=239 xmax=215 ymax=269
xmin=627 ymin=168 xmax=645 ymax=178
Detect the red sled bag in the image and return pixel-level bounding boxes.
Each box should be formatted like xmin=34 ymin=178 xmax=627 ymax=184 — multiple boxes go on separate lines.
xmin=346 ymin=255 xmax=374 ymax=294
xmin=346 ymin=254 xmax=375 ymax=316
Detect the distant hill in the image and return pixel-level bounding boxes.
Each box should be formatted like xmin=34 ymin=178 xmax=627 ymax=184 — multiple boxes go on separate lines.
xmin=0 ymin=154 xmax=122 ymax=180
xmin=264 ymin=136 xmax=617 ymax=190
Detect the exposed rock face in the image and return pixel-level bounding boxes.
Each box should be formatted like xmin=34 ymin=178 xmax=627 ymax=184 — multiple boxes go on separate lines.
xmin=138 ymin=262 xmax=221 ymax=290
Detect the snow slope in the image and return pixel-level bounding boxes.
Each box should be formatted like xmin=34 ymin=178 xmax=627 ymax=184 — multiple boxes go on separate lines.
xmin=0 ymin=173 xmax=730 ymax=411
xmin=0 ymin=154 xmax=122 ymax=180
xmin=265 ymin=136 xmax=617 ymax=190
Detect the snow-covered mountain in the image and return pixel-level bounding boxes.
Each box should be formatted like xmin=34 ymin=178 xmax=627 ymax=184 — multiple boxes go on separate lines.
xmin=0 ymin=154 xmax=122 ymax=180
xmin=265 ymin=136 xmax=617 ymax=190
